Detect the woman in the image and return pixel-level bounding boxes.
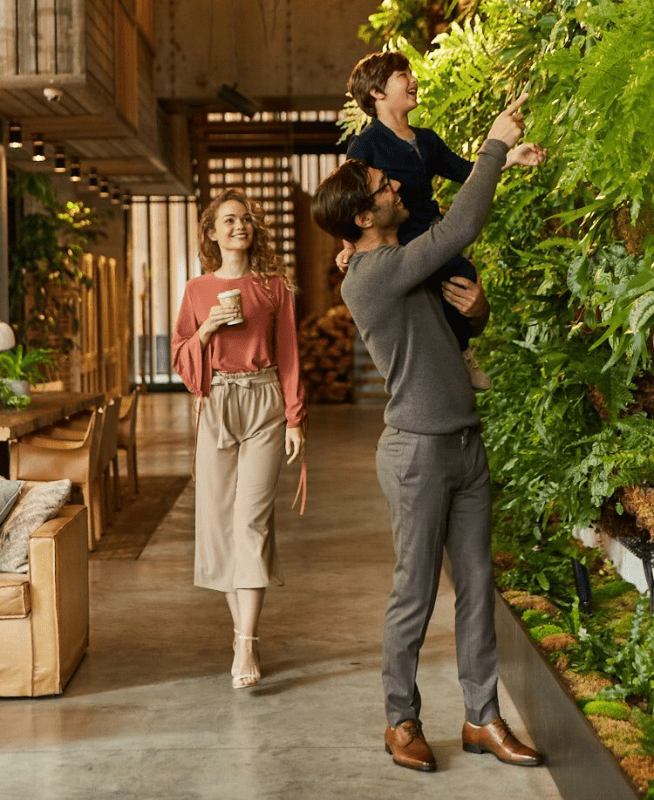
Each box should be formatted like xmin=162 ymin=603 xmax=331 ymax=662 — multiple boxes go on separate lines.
xmin=172 ymin=188 xmax=306 ymax=689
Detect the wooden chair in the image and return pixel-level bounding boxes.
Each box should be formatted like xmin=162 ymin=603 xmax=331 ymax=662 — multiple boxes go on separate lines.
xmin=31 ymin=400 xmax=122 ymax=542
xmin=117 ymin=390 xmax=139 ymax=500
xmin=10 ymin=411 xmax=104 ymax=550
xmin=97 ymin=399 xmax=121 ymax=534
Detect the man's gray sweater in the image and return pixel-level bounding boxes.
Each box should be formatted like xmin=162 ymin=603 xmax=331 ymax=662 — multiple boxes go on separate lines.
xmin=341 ymin=138 xmax=508 ymax=435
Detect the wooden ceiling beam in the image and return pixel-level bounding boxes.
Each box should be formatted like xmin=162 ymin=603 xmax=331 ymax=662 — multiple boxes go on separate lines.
xmin=191 ymin=120 xmax=344 ymax=156
xmin=19 ymin=115 xmax=133 ymax=141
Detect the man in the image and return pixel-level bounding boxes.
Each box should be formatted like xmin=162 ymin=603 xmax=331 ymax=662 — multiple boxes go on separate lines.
xmin=311 ymin=97 xmax=544 ymax=773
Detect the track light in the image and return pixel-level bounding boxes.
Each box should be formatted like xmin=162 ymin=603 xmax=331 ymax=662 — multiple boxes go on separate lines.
xmin=54 ymin=150 xmax=66 ymax=172
xmin=122 ymin=192 xmax=132 ymax=210
xmin=111 ymin=186 xmax=121 ymax=204
xmin=32 ymin=134 xmax=46 ymax=162
xmin=99 ymin=178 xmax=109 ymax=198
xmin=88 ymin=168 xmax=99 ymax=191
xmin=218 ymin=84 xmax=260 ymax=118
xmin=8 ymin=122 xmax=22 ymax=148
xmin=70 ymin=158 xmax=81 ymax=182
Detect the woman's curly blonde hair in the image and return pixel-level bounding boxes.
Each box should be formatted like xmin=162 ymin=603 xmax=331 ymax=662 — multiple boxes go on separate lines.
xmin=198 ymin=188 xmax=298 ymax=293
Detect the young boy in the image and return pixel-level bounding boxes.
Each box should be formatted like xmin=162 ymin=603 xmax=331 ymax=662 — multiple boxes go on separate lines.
xmin=344 ymin=51 xmax=546 ymax=389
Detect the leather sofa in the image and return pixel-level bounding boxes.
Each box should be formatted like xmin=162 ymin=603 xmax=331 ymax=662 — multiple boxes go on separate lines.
xmin=0 ymin=505 xmax=89 ymax=696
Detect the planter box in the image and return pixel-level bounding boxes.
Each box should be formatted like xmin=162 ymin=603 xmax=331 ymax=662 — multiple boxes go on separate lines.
xmin=495 ymin=590 xmax=641 ymax=800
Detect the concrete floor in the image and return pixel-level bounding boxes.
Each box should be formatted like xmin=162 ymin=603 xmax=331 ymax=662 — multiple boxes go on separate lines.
xmin=0 ymin=394 xmax=563 ymax=800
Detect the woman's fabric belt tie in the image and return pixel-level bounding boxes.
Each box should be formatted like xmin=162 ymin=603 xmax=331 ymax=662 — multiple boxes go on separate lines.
xmin=211 ymin=367 xmax=279 ymax=449
xmin=192 ymin=366 xmax=306 ymax=513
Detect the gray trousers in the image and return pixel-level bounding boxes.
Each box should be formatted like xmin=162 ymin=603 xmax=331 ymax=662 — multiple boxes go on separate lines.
xmin=376 ymin=425 xmax=499 ymax=728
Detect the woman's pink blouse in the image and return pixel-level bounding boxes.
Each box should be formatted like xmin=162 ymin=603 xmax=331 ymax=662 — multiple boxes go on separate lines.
xmin=172 ymin=273 xmax=306 ymax=428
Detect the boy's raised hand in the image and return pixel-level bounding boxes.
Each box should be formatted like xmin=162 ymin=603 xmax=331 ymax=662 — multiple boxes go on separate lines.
xmin=336 ymin=240 xmax=355 ymax=273
xmin=486 ymin=93 xmax=529 ymax=149
xmin=504 ymin=141 xmax=548 ymax=170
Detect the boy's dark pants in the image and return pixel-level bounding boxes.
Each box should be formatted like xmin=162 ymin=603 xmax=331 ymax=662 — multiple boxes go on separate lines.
xmin=376 ymin=424 xmax=500 ymax=728
xmin=426 ymin=254 xmax=477 ymax=351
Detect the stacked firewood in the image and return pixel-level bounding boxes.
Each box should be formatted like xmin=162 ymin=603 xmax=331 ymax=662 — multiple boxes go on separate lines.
xmin=298 ymin=304 xmax=355 ymax=403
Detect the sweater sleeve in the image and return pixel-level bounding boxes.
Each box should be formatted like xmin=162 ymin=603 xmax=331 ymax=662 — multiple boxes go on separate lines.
xmin=171 ymin=283 xmax=210 ymax=396
xmin=274 ymin=282 xmax=306 ymax=427
xmin=366 ymin=139 xmax=508 ymax=298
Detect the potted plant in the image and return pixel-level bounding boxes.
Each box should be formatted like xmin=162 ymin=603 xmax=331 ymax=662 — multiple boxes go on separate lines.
xmin=0 ymin=344 xmax=56 ymax=406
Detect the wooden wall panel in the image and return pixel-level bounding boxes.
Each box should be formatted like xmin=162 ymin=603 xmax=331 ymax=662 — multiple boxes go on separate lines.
xmin=136 ymin=0 xmax=154 ymax=45
xmin=0 ymin=0 xmax=18 ymax=75
xmin=84 ymin=0 xmax=115 ymax=109
xmin=136 ymin=32 xmax=155 ymax=142
xmin=114 ymin=2 xmax=138 ymax=127
xmin=17 ymin=0 xmax=37 ymax=75
xmin=0 ymin=0 xmax=83 ymax=77
xmin=86 ymin=52 xmax=114 ymax=98
xmin=37 ymin=0 xmax=56 ymax=74
xmin=47 ymin=0 xmax=84 ymax=75
xmin=56 ymin=0 xmax=80 ymax=74
xmin=86 ymin=5 xmax=113 ymax=62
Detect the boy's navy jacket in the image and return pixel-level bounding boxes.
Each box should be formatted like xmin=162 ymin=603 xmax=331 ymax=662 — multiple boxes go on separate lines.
xmin=346 ymin=117 xmax=473 ymax=245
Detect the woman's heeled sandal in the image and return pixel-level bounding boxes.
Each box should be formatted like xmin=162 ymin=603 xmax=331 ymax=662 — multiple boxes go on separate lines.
xmin=231 ymin=630 xmax=241 ymax=676
xmin=232 ymin=634 xmax=261 ymax=689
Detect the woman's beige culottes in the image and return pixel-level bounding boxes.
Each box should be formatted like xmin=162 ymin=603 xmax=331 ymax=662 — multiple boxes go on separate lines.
xmin=194 ymin=367 xmax=286 ymax=592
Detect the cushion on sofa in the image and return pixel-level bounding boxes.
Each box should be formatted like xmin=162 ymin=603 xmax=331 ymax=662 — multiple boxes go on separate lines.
xmin=0 ymin=480 xmax=72 ymax=573
xmin=0 ymin=479 xmax=25 ymax=526
xmin=0 ymin=573 xmax=30 ymax=618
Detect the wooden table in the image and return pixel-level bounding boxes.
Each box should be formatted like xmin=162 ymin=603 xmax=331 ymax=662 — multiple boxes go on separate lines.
xmin=0 ymin=391 xmax=105 ymax=441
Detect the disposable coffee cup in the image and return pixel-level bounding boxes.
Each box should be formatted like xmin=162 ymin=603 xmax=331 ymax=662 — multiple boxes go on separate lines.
xmin=218 ymin=289 xmax=244 ymax=325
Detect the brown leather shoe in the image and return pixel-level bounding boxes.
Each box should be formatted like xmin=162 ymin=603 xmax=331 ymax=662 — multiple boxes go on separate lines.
xmin=462 ymin=716 xmax=543 ymax=766
xmin=384 ymin=720 xmax=437 ymax=772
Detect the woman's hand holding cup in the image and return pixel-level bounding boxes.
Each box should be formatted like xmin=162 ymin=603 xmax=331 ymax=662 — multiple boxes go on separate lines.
xmin=198 ymin=302 xmax=238 ymax=347
xmin=208 ymin=302 xmax=239 ymax=330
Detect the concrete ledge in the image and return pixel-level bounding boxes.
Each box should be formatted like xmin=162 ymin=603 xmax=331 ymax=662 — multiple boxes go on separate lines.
xmin=495 ymin=590 xmax=640 ymax=800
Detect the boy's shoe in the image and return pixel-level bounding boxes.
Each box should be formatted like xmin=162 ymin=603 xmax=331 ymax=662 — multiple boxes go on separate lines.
xmin=462 ymin=348 xmax=491 ymax=391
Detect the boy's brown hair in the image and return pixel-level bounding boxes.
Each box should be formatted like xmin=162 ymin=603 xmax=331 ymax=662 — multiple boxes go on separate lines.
xmin=347 ymin=51 xmax=410 ymax=117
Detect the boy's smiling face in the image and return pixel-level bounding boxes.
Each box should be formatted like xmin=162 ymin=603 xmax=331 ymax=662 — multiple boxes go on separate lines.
xmin=374 ymin=68 xmax=419 ymax=116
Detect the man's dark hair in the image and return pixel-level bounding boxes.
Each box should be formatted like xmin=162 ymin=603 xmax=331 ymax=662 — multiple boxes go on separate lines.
xmin=347 ymin=51 xmax=410 ymax=117
xmin=311 ymin=159 xmax=375 ymax=242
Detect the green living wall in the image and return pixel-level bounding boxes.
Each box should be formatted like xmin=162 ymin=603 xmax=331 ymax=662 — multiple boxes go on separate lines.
xmin=342 ymin=3 xmax=654 ymax=790
xmin=342 ymin=0 xmax=654 ymax=572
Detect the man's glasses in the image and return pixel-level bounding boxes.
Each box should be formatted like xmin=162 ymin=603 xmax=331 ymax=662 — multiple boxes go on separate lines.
xmin=368 ymin=172 xmax=392 ymax=200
